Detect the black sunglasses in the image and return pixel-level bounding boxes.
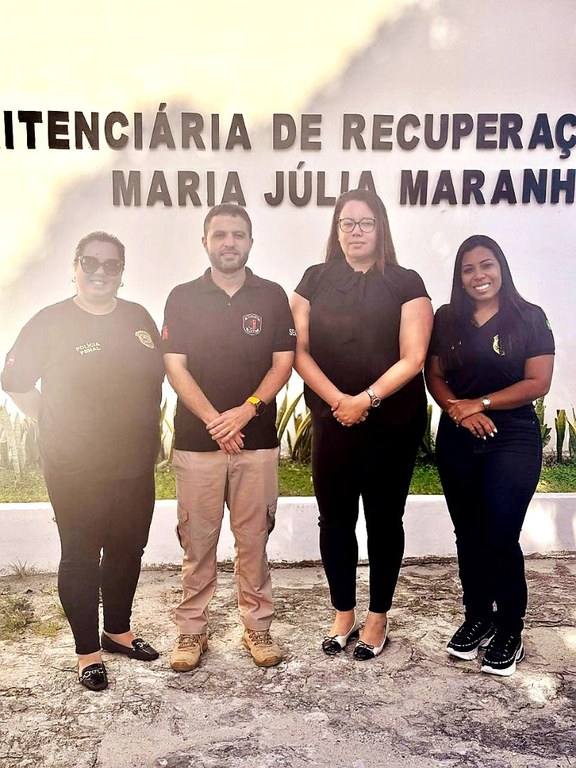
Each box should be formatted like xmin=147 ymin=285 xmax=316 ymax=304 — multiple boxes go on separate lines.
xmin=78 ymin=255 xmax=124 ymax=277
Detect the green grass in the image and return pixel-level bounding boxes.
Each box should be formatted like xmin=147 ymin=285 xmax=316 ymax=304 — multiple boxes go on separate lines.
xmin=537 ymin=462 xmax=576 ymax=492
xmin=0 ymin=469 xmax=48 ymax=503
xmin=410 ymin=464 xmax=443 ymax=494
xmin=0 ymin=460 xmax=575 ymax=502
xmin=155 ymin=466 xmax=176 ymax=500
xmin=0 ymin=594 xmax=34 ymax=638
xmin=279 ymin=460 xmax=314 ymax=496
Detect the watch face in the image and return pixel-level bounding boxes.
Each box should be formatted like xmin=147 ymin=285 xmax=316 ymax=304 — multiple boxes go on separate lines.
xmin=372 ymin=396 xmax=382 ymax=408
xmin=255 ymin=400 xmax=267 ymax=416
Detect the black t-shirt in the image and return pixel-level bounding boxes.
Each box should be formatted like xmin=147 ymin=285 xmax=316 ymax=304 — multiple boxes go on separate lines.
xmin=429 ymin=303 xmax=555 ymax=419
xmin=162 ymin=268 xmax=296 ymax=451
xmin=295 ymin=259 xmax=429 ymax=424
xmin=1 ymin=298 xmax=164 ymax=478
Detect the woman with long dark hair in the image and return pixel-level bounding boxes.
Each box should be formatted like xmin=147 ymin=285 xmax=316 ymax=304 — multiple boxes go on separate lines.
xmin=291 ymin=189 xmax=433 ymax=660
xmin=425 ymin=234 xmax=554 ymax=676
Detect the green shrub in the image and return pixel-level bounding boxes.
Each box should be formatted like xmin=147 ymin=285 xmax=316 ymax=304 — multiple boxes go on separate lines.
xmin=535 ymin=397 xmax=552 ymax=449
xmin=0 ymin=404 xmax=40 ymax=476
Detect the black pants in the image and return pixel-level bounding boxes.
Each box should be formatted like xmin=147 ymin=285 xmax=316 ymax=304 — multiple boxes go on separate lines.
xmin=312 ymin=412 xmax=425 ymax=614
xmin=436 ymin=412 xmax=542 ymax=634
xmin=44 ymin=469 xmax=155 ymax=655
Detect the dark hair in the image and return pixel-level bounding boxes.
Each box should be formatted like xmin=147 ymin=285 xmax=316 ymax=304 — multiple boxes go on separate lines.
xmin=440 ymin=234 xmax=532 ymax=369
xmin=203 ymin=203 xmax=252 ymax=238
xmin=74 ymin=231 xmax=125 ymax=263
xmin=325 ymin=189 xmax=398 ymax=273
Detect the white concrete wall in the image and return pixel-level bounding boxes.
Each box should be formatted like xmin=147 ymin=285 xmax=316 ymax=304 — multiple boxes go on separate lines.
xmin=1 ymin=494 xmax=574 ymax=575
xmin=2 ymin=1 xmax=576 ymax=420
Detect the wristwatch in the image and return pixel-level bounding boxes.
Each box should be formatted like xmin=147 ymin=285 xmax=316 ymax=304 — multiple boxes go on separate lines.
xmin=481 ymin=397 xmax=492 ymax=410
xmin=246 ymin=396 xmax=267 ymax=416
xmin=364 ymin=388 xmax=382 ymax=408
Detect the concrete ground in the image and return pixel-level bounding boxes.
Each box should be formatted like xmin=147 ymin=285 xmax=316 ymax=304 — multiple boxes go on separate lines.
xmin=0 ymin=557 xmax=574 ymax=768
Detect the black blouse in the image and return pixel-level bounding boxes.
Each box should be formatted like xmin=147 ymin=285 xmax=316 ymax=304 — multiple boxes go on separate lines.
xmin=295 ymin=259 xmax=429 ymax=424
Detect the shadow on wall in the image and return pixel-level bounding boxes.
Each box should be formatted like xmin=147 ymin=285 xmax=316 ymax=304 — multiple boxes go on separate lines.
xmin=2 ymin=0 xmax=575 ymax=416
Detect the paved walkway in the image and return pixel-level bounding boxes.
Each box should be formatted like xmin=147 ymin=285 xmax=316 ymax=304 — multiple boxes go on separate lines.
xmin=0 ymin=557 xmax=574 ymax=767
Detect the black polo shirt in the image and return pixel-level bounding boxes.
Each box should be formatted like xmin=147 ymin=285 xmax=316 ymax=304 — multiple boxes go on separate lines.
xmin=162 ymin=268 xmax=296 ymax=451
xmin=429 ymin=303 xmax=555 ymax=420
xmin=295 ymin=259 xmax=429 ymax=425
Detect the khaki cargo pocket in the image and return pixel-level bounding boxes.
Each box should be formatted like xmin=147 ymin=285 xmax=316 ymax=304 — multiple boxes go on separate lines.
xmin=266 ymin=501 xmax=278 ymax=535
xmin=175 ymin=506 xmax=189 ymax=550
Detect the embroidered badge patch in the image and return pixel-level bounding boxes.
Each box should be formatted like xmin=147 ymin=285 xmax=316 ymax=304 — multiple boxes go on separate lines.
xmin=135 ymin=330 xmax=155 ymax=348
xmin=492 ymin=334 xmax=505 ymax=355
xmin=243 ymin=314 xmax=262 ymax=335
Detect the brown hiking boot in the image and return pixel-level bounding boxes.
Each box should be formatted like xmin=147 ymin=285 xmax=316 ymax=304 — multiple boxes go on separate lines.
xmin=242 ymin=629 xmax=283 ymax=667
xmin=170 ymin=633 xmax=208 ymax=672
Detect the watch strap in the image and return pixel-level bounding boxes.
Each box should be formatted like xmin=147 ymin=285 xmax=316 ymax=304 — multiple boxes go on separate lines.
xmin=246 ymin=396 xmax=266 ymax=416
xmin=365 ymin=388 xmax=382 ymax=408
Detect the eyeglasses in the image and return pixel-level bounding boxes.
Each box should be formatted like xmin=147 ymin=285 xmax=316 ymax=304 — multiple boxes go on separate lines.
xmin=338 ymin=218 xmax=376 ymax=233
xmin=77 ymin=255 xmax=124 ymax=276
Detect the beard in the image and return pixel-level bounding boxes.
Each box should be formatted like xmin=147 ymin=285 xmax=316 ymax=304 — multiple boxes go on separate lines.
xmin=208 ymin=250 xmax=250 ymax=274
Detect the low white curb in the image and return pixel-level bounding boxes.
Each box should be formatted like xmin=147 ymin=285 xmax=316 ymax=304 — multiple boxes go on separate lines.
xmin=0 ymin=494 xmax=574 ymax=575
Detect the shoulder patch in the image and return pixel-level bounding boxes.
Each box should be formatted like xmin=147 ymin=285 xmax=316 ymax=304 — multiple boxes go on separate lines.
xmin=135 ymin=330 xmax=155 ymax=349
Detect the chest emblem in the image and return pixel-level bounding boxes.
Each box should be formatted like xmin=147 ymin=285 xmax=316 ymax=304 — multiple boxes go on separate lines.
xmin=76 ymin=342 xmax=102 ymax=356
xmin=492 ymin=334 xmax=505 ymax=356
xmin=243 ymin=314 xmax=262 ymax=336
xmin=135 ymin=330 xmax=155 ymax=349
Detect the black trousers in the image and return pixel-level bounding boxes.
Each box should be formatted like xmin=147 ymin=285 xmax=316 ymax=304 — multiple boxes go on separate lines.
xmin=436 ymin=412 xmax=542 ymax=634
xmin=44 ymin=469 xmax=155 ymax=655
xmin=312 ymin=411 xmax=425 ymax=614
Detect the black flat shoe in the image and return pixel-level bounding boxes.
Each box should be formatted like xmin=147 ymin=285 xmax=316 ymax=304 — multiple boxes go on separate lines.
xmin=353 ymin=619 xmax=389 ymax=661
xmin=322 ymin=612 xmax=361 ymax=655
xmin=101 ymin=633 xmax=159 ymax=661
xmin=79 ymin=662 xmax=108 ymax=691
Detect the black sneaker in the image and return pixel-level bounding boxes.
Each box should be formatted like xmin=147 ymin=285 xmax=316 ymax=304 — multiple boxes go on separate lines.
xmin=447 ymin=618 xmax=495 ymax=660
xmin=481 ymin=631 xmax=525 ymax=677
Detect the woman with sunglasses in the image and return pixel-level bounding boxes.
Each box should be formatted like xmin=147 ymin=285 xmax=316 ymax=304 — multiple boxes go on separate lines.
xmin=425 ymin=235 xmax=554 ymax=676
xmin=1 ymin=231 xmax=164 ymax=691
xmin=291 ymin=189 xmax=433 ymax=660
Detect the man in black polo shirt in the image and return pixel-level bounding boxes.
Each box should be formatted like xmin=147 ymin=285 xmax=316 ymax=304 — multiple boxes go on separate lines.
xmin=163 ymin=203 xmax=295 ymax=670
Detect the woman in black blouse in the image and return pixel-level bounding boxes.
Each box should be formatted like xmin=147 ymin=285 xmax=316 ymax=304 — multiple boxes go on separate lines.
xmin=426 ymin=234 xmax=554 ymax=677
xmin=291 ymin=189 xmax=433 ymax=660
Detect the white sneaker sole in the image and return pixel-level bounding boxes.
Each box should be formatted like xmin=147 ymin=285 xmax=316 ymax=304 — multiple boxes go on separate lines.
xmin=447 ymin=633 xmax=494 ymax=660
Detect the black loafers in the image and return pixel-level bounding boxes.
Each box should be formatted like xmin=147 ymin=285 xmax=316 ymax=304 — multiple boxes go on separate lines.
xmin=101 ymin=633 xmax=159 ymax=661
xmin=79 ymin=662 xmax=108 ymax=691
